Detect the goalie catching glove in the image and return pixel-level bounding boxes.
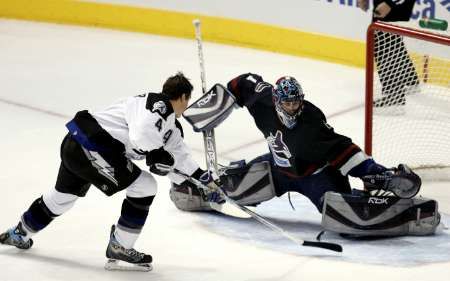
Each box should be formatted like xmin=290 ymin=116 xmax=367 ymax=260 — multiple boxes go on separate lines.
xmin=361 ymin=164 xmax=421 ymax=199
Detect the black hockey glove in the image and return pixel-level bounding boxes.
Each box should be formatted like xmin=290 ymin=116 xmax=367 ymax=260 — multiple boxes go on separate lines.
xmin=198 ymin=170 xmax=225 ymax=204
xmin=361 ymin=164 xmax=421 ymax=199
xmin=146 ymin=147 xmax=175 ymax=176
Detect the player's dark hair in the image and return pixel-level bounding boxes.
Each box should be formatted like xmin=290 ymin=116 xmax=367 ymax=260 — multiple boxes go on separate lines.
xmin=162 ymin=72 xmax=193 ymax=100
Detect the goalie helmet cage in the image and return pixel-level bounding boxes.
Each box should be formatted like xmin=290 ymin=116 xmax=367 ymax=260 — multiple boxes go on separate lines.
xmin=364 ymin=21 xmax=450 ymax=180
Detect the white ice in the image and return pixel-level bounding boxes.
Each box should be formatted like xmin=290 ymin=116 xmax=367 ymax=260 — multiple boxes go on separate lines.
xmin=0 ymin=19 xmax=449 ymax=281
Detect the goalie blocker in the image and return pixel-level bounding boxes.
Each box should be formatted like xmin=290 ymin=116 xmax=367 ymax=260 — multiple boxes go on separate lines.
xmin=183 ymin=84 xmax=237 ymax=132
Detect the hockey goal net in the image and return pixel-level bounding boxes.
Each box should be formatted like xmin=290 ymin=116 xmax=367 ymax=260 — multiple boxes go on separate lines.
xmin=365 ymin=21 xmax=450 ymax=180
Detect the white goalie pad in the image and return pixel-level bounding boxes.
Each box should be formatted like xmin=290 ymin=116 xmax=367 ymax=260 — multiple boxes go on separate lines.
xmin=170 ymin=161 xmax=275 ymax=210
xmin=220 ymin=161 xmax=276 ymax=206
xmin=169 ymin=183 xmax=213 ymax=212
xmin=321 ymin=191 xmax=440 ymax=237
xmin=183 ymin=84 xmax=237 ymax=132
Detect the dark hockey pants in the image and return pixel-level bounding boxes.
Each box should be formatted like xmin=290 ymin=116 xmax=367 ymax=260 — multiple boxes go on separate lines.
xmin=249 ymin=154 xmax=351 ymax=212
xmin=21 ymin=134 xmax=144 ymax=234
xmin=55 ymin=134 xmax=141 ymax=197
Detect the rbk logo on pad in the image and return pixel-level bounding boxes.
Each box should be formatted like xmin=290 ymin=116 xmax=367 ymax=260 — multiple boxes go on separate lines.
xmin=368 ymin=197 xmax=389 ymax=204
xmin=197 ymin=91 xmax=216 ymax=107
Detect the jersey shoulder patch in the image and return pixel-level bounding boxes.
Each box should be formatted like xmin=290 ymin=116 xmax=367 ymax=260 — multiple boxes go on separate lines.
xmin=145 ymin=93 xmax=174 ymax=120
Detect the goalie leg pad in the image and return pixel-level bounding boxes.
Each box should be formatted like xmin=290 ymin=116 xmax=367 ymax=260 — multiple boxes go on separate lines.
xmin=169 ymin=183 xmax=212 ymax=212
xmin=321 ymin=191 xmax=440 ymax=237
xmin=220 ymin=161 xmax=276 ymax=206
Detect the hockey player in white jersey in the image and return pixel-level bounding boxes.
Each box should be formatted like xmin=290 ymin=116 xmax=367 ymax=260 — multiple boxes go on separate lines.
xmin=0 ymin=72 xmax=223 ymax=271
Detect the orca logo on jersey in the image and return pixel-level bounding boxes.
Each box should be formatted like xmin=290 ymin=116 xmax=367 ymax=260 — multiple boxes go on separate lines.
xmin=152 ymin=101 xmax=167 ymax=115
xmin=267 ymin=130 xmax=292 ymax=167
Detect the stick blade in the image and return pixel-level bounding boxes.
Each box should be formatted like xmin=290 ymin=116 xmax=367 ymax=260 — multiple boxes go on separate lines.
xmin=302 ymin=240 xmax=343 ymax=252
xmin=209 ymin=202 xmax=251 ymax=218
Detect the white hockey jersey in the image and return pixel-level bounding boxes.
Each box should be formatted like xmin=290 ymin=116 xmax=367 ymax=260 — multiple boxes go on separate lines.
xmin=91 ymin=93 xmax=199 ymax=183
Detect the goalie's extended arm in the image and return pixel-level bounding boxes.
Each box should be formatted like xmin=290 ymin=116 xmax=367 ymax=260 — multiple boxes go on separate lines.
xmin=227 ymin=73 xmax=273 ymax=108
xmin=182 ymin=84 xmax=238 ymax=132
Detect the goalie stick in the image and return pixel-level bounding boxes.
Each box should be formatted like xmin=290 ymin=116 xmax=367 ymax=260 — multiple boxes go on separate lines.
xmin=190 ymin=19 xmax=249 ymax=219
xmin=172 ymin=168 xmax=343 ymax=253
xmin=192 ymin=19 xmax=220 ymax=178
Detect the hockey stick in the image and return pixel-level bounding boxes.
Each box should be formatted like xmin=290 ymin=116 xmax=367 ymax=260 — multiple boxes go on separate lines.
xmin=193 ymin=19 xmax=207 ymax=94
xmin=172 ymin=168 xmax=343 ymax=253
xmin=171 ymin=168 xmax=251 ymax=219
xmin=192 ymin=19 xmax=220 ymax=177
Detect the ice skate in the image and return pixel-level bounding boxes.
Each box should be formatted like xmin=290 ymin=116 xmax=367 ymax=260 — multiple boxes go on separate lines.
xmin=104 ymin=225 xmax=152 ymax=272
xmin=0 ymin=222 xmax=33 ymax=250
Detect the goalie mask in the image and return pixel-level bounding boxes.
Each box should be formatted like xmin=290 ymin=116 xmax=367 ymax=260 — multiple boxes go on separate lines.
xmin=273 ymin=76 xmax=304 ymax=129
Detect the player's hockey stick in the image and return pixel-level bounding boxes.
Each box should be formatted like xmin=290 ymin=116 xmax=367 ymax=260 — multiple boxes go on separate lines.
xmin=171 ymin=168 xmax=251 ymax=219
xmin=172 ymin=168 xmax=343 ymax=253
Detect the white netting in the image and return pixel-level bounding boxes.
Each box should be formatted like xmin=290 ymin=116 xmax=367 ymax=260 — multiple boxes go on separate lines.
xmin=369 ymin=23 xmax=450 ymax=180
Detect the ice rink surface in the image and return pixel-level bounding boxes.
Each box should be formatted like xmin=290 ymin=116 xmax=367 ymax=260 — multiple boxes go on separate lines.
xmin=1 ymin=19 xmax=449 ymax=281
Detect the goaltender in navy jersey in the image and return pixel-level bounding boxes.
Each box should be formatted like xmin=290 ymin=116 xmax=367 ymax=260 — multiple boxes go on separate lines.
xmin=227 ymin=73 xmax=364 ymax=179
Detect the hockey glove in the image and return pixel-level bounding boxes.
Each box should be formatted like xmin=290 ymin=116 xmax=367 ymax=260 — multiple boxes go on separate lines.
xmin=361 ymin=164 xmax=421 ymax=199
xmin=146 ymin=147 xmax=175 ymax=176
xmin=198 ymin=170 xmax=226 ymax=204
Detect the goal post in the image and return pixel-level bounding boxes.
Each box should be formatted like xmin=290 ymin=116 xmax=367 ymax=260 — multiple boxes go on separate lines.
xmin=364 ymin=21 xmax=450 ymax=180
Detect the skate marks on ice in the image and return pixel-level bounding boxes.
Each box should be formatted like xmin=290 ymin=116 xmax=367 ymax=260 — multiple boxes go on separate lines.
xmin=196 ymin=194 xmax=450 ymax=266
xmin=0 ymin=248 xmax=102 ymax=273
xmin=0 ymin=247 xmax=213 ymax=281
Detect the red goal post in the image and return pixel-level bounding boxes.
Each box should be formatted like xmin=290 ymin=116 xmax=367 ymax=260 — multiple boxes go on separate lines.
xmin=364 ymin=21 xmax=450 ymax=180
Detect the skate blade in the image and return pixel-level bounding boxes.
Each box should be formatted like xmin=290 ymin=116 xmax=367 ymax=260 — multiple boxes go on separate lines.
xmin=104 ymin=259 xmax=153 ymax=272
